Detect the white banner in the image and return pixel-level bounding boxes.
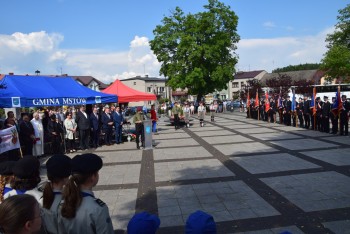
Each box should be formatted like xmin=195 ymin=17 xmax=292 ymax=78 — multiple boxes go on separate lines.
xmin=0 ymin=126 xmax=20 ymax=154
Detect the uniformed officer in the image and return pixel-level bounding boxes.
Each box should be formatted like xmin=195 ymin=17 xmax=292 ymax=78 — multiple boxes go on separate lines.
xmin=3 ymin=156 xmax=43 ymax=205
xmin=321 ymin=96 xmax=331 ymax=133
xmin=340 ymin=95 xmax=350 ymax=136
xmin=0 ymin=161 xmax=16 ymax=203
xmin=172 ymin=101 xmax=182 ymax=129
xmin=133 ymin=107 xmax=145 ymax=149
xmin=283 ymin=96 xmax=292 ymax=126
xmin=42 ymin=154 xmax=72 ymax=234
xmin=59 ymin=153 xmax=114 ymax=234
xmin=330 ymin=97 xmax=338 ymax=134
xmin=297 ymin=97 xmax=304 ymax=128
xmin=302 ymin=96 xmax=311 ymax=129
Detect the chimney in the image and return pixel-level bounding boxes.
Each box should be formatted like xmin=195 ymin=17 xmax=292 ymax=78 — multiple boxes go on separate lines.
xmin=9 ymin=72 xmax=14 ymax=75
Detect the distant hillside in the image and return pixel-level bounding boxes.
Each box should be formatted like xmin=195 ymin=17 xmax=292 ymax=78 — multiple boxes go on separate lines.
xmin=272 ymin=63 xmax=321 ymax=73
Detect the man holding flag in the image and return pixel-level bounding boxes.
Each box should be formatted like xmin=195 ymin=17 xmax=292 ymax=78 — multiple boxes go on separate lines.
xmin=331 ymin=87 xmax=341 ymax=134
xmin=277 ymin=87 xmax=284 ymax=124
xmin=265 ymin=91 xmax=270 ymax=122
xmin=246 ymin=91 xmax=250 ymax=118
xmin=255 ymin=91 xmax=259 ymax=120
xmin=291 ymin=88 xmax=297 ymax=127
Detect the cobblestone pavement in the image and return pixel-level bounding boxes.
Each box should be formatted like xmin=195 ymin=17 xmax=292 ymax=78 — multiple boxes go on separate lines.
xmin=40 ymin=111 xmax=350 ymax=233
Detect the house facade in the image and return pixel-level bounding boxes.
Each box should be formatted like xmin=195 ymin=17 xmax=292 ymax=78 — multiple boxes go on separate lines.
xmin=228 ymin=70 xmax=267 ymax=100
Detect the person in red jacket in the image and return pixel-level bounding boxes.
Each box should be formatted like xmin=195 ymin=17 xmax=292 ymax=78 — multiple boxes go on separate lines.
xmin=150 ymin=105 xmax=158 ymax=132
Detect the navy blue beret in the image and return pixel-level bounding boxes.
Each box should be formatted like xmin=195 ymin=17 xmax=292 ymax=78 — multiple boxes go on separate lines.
xmin=46 ymin=154 xmax=72 ymax=178
xmin=71 ymin=154 xmax=102 ymax=174
xmin=12 ymin=156 xmax=40 ymax=179
xmin=0 ymin=161 xmax=16 ymax=175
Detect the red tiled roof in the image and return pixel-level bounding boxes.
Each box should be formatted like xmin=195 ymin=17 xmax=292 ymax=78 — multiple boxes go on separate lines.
xmin=234 ymin=70 xmax=265 ymax=79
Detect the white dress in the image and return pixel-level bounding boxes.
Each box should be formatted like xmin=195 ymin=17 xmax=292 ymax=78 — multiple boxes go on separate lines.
xmin=31 ymin=118 xmax=44 ymax=156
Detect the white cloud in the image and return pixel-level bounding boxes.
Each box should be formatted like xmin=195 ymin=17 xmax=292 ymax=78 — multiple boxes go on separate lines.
xmin=263 ymin=21 xmax=276 ymax=29
xmin=236 ymin=27 xmax=334 ymax=72
xmin=0 ymin=28 xmax=335 ymax=85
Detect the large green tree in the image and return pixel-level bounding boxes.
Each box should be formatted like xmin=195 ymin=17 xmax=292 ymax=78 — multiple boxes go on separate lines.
xmin=321 ymin=4 xmax=350 ymax=82
xmin=150 ymin=0 xmax=240 ymax=102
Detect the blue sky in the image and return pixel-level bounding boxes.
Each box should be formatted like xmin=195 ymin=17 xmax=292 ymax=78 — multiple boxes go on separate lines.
xmin=0 ymin=0 xmax=348 ymax=83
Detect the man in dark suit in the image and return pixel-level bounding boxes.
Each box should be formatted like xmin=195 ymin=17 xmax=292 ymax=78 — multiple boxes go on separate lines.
xmin=90 ymin=107 xmax=100 ymax=148
xmin=75 ymin=105 xmax=90 ymax=150
xmin=101 ymin=105 xmax=114 ymax=145
xmin=113 ymin=106 xmax=124 ymax=144
xmin=19 ymin=114 xmax=35 ymax=155
xmin=284 ymin=96 xmax=292 ymax=126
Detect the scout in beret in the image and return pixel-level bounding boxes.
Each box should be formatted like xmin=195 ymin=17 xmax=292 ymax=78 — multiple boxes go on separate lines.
xmin=127 ymin=212 xmax=160 ymax=234
xmin=3 ymin=156 xmax=43 ymax=204
xmin=59 ymin=154 xmax=114 ymax=234
xmin=42 ymin=154 xmax=72 ymax=234
xmin=0 ymin=161 xmax=15 ymax=202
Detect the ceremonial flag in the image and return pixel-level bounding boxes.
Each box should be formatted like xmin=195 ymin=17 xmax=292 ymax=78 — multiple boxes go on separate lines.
xmin=291 ymin=88 xmax=296 ymax=111
xmin=265 ymin=91 xmax=270 ymax=112
xmin=0 ymin=126 xmax=20 ymax=154
xmin=247 ymin=91 xmax=250 ymax=107
xmin=331 ymin=86 xmax=341 ymax=115
xmin=309 ymin=87 xmax=317 ymax=115
xmin=255 ymin=91 xmax=259 ymax=107
xmin=278 ymin=87 xmax=283 ymax=109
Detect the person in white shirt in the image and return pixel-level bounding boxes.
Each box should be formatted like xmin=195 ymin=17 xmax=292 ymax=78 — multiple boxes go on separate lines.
xmin=197 ymin=102 xmax=206 ymax=127
xmin=30 ymin=112 xmax=44 ymax=157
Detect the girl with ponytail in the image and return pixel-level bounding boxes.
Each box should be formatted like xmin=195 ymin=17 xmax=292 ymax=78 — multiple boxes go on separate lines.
xmin=42 ymin=154 xmax=71 ymax=234
xmin=59 ymin=153 xmax=114 ymax=234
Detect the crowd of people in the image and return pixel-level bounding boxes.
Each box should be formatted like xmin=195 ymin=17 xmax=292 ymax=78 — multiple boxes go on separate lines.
xmin=246 ymin=94 xmax=350 ymax=135
xmin=0 ymin=153 xmax=218 ymax=233
xmin=0 ymin=103 xmax=159 ymax=162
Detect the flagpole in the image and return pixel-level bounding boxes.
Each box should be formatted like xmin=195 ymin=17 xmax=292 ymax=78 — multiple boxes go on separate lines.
xmin=338 ymin=85 xmax=341 ymax=134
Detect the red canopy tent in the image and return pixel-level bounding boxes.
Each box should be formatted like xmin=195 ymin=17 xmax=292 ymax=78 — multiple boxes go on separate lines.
xmin=102 ymin=79 xmax=156 ymax=103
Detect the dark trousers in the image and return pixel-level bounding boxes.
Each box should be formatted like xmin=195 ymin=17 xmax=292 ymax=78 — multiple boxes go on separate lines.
xmin=331 ymin=115 xmax=338 ymax=134
xmin=79 ymin=129 xmax=90 ymax=150
xmin=22 ymin=143 xmax=33 ymax=156
xmin=174 ymin=114 xmax=179 ymax=129
xmin=298 ymin=114 xmax=304 ymax=127
xmin=316 ymin=115 xmax=322 ymax=131
xmin=135 ymin=123 xmax=144 ymax=147
xmin=322 ymin=116 xmax=330 ymax=133
xmin=51 ymin=135 xmax=62 ymax=154
xmin=304 ymin=114 xmax=310 ymax=129
xmin=92 ymin=129 xmax=100 ymax=147
xmin=285 ymin=113 xmax=291 ymax=126
xmin=66 ymin=138 xmax=75 ymax=151
xmin=103 ymin=127 xmax=113 ymax=145
xmin=115 ymin=124 xmax=122 ymax=143
xmin=340 ymin=113 xmax=349 ymax=135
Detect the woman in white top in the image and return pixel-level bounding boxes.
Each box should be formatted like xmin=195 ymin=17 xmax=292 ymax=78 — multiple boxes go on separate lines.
xmin=64 ymin=113 xmax=77 ymax=153
xmin=183 ymin=103 xmax=191 ymax=128
xmin=197 ymin=102 xmax=206 ymax=127
xmin=31 ymin=112 xmax=44 ymax=157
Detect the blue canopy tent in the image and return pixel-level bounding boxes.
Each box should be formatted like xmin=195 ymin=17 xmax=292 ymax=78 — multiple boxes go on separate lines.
xmin=0 ymin=75 xmax=117 ymax=107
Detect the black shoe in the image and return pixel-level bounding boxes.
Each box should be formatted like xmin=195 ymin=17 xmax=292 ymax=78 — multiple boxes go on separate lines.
xmin=137 ymin=145 xmax=140 ymax=149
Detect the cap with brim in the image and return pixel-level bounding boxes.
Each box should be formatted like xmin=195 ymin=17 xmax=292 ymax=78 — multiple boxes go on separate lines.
xmin=324 ymin=96 xmax=328 ymax=99
xmin=71 ymin=154 xmax=102 ymax=174
xmin=342 ymin=95 xmax=347 ymax=98
xmin=12 ymin=156 xmax=40 ymax=179
xmin=0 ymin=161 xmax=16 ymax=175
xmin=127 ymin=212 xmax=160 ymax=234
xmin=46 ymin=154 xmax=72 ymax=178
xmin=185 ymin=210 xmax=216 ymax=234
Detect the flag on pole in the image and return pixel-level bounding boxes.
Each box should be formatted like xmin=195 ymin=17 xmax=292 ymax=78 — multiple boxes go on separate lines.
xmin=247 ymin=91 xmax=250 ymax=107
xmin=291 ymin=88 xmax=296 ymax=111
xmin=265 ymin=91 xmax=270 ymax=112
xmin=309 ymin=87 xmax=317 ymax=115
xmin=332 ymin=86 xmax=341 ymax=115
xmin=255 ymin=91 xmax=259 ymax=107
xmin=0 ymin=126 xmax=20 ymax=154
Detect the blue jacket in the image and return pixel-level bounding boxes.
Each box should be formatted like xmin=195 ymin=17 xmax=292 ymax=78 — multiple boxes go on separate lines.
xmin=89 ymin=113 xmax=100 ymax=130
xmin=113 ymin=111 xmax=124 ymax=126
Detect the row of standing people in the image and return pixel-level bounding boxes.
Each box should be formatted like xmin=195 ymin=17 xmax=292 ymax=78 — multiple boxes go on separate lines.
xmin=247 ymin=95 xmax=350 ymax=135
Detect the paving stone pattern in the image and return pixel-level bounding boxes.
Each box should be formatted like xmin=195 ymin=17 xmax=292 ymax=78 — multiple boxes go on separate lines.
xmin=39 ymin=111 xmax=350 ymax=233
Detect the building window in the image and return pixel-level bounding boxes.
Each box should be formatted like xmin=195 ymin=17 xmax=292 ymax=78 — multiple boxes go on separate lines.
xmin=148 ymin=101 xmax=152 ymax=105
xmin=147 ymin=87 xmax=152 ymax=92
xmin=159 ymin=87 xmax=165 ymax=93
xmin=232 ymin=82 xmax=239 ymax=88
xmin=240 ymin=82 xmax=244 ymax=87
xmin=134 ymin=82 xmax=136 ymax=85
